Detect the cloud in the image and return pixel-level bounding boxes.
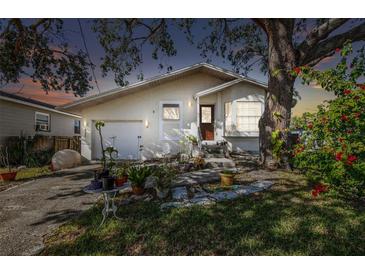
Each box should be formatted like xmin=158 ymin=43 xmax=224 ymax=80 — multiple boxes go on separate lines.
xmin=3 ymin=77 xmax=77 ymax=106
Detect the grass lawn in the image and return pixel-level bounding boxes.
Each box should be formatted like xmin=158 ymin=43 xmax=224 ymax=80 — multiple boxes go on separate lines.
xmin=0 ymin=166 xmax=52 ymax=190
xmin=41 ymin=171 xmax=365 ymax=255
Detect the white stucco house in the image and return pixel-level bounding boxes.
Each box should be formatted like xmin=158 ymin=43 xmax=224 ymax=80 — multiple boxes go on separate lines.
xmin=59 ymin=63 xmax=267 ymax=160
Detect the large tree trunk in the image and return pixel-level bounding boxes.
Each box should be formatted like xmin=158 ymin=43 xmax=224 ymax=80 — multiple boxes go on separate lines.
xmin=259 ymin=20 xmax=297 ymax=169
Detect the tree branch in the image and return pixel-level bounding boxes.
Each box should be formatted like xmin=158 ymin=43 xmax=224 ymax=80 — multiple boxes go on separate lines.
xmin=300 ymin=22 xmax=365 ymax=66
xmin=298 ymin=19 xmax=349 ymax=60
xmin=252 ymin=19 xmax=268 ymax=34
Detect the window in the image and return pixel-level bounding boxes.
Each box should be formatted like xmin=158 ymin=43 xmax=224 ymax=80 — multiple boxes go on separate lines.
xmin=74 ymin=120 xmax=81 ymax=134
xmin=35 ymin=112 xmax=50 ymax=132
xmin=160 ymin=102 xmax=182 ymax=140
xmin=224 ymin=102 xmax=232 ymax=132
xmin=163 ymin=104 xmax=180 ymax=120
xmin=201 ymin=107 xmax=212 ymax=123
xmin=236 ymin=101 xmax=262 ymax=132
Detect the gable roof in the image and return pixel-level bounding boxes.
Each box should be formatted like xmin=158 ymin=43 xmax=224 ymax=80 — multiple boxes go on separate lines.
xmin=0 ymin=90 xmax=56 ymax=109
xmin=0 ymin=90 xmax=81 ymax=118
xmin=58 ymin=63 xmax=267 ymax=111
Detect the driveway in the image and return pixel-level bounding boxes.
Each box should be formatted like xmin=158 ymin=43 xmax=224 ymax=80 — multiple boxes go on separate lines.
xmin=0 ymin=165 xmax=101 ymax=255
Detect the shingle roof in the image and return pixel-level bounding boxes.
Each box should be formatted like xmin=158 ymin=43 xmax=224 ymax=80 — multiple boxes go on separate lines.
xmin=0 ymin=90 xmax=56 ymax=109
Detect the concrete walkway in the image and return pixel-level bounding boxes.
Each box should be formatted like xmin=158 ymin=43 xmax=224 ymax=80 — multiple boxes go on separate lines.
xmin=0 ymin=165 xmax=101 ymax=255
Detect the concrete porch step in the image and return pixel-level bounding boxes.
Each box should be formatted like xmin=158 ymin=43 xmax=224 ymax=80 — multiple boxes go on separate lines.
xmin=205 ymin=158 xmax=236 ymax=168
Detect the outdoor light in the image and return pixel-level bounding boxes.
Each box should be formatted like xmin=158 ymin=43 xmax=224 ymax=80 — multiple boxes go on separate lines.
xmin=188 ymin=101 xmax=192 ymax=107
xmin=145 ymin=120 xmax=149 ymax=128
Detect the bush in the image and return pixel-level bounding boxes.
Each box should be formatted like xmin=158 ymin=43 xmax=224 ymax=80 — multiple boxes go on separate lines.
xmin=292 ymin=88 xmax=365 ymax=198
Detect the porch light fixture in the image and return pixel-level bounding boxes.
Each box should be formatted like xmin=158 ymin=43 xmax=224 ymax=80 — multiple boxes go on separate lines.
xmin=145 ymin=120 xmax=149 ymax=128
xmin=188 ymin=101 xmax=192 ymax=107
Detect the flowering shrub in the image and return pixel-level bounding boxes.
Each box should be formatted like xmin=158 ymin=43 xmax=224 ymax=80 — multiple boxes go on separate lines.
xmin=292 ymin=88 xmax=365 ymax=198
xmin=311 ymin=183 xmax=328 ymax=197
xmin=291 ymin=42 xmax=365 ymax=199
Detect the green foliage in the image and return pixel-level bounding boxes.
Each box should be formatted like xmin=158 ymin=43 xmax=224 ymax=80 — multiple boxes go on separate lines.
xmin=104 ymin=146 xmax=118 ymax=170
xmin=0 ymin=19 xmax=92 ymax=96
xmin=41 ymin=174 xmax=365 ymax=255
xmin=94 ymin=121 xmax=107 ymax=169
xmin=111 ymin=163 xmax=129 ymax=178
xmin=185 ymin=134 xmax=198 ymax=145
xmin=1 ymin=135 xmax=53 ymax=168
xmin=292 ymin=46 xmax=365 ymax=198
xmin=271 ymin=130 xmax=285 ymax=160
xmin=127 ymin=165 xmax=152 ymax=188
xmin=152 ymin=164 xmax=177 ymax=190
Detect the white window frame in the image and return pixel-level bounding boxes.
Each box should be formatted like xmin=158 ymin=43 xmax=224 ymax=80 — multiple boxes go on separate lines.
xmin=224 ymin=100 xmax=263 ymax=137
xmin=159 ymin=101 xmax=183 ymax=141
xmin=35 ymin=111 xmax=50 ymax=132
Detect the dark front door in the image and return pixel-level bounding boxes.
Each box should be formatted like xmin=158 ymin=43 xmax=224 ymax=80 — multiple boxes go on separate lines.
xmin=200 ymin=105 xmax=215 ymax=140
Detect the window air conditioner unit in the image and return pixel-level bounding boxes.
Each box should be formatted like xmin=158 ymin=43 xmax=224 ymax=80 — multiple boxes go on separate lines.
xmin=36 ymin=124 xmax=49 ymax=131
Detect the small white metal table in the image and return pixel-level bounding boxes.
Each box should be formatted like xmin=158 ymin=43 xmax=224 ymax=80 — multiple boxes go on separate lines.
xmin=84 ymin=184 xmax=128 ymax=227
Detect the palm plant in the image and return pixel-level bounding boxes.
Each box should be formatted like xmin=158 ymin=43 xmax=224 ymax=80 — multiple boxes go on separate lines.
xmin=127 ymin=165 xmax=152 ymax=188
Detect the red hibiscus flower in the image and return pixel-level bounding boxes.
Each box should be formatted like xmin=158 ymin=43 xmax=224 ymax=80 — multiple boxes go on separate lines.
xmin=347 ymin=154 xmax=357 ymax=165
xmin=357 ymin=84 xmax=365 ymax=90
xmin=338 ymin=137 xmax=344 ymax=143
xmin=343 ymin=89 xmax=352 ymax=95
xmin=293 ymin=67 xmax=301 ymax=74
xmin=312 ymin=183 xmax=328 ymax=197
xmin=335 ymin=152 xmax=343 ymax=161
xmin=307 ymin=123 xmax=313 ymax=129
xmin=335 ymin=48 xmax=341 ymax=53
xmin=355 ymin=112 xmax=361 ymax=119
xmin=340 ymin=115 xmax=349 ymax=122
xmin=347 ymin=129 xmax=353 ymax=134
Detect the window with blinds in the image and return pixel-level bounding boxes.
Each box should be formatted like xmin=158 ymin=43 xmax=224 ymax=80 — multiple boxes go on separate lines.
xmin=236 ymin=101 xmax=261 ymax=132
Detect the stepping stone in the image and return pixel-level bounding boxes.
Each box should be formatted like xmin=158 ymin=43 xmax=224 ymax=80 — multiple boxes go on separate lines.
xmin=171 ymin=186 xmax=188 ymax=200
xmin=189 ymin=196 xmax=216 ymax=206
xmin=209 ymin=191 xmax=239 ymax=201
xmin=205 ymin=158 xmax=236 ymax=168
xmin=251 ymin=180 xmax=274 ymax=190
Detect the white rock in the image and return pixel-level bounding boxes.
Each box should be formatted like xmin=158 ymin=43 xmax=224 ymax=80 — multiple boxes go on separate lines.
xmin=51 ymin=149 xmax=82 ymax=171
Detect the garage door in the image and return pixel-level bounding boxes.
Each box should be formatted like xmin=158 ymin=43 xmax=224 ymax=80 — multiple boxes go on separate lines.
xmin=92 ymin=121 xmax=143 ymax=160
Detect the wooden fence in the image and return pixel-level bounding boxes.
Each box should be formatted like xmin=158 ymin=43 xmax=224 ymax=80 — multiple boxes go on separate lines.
xmin=54 ymin=136 xmax=81 ymax=152
xmin=4 ymin=135 xmax=81 ymax=153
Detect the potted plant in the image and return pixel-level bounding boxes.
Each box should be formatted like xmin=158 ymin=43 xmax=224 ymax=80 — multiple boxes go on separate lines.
xmin=113 ymin=164 xmax=129 ymax=187
xmin=0 ymin=146 xmax=17 ymax=181
xmin=219 ymin=169 xmax=235 ymax=186
xmin=127 ymin=165 xmax=152 ymax=195
xmin=153 ymin=165 xmax=176 ymax=199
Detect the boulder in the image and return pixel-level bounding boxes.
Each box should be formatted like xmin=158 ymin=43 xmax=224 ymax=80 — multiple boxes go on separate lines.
xmin=51 ymin=149 xmax=82 ymax=171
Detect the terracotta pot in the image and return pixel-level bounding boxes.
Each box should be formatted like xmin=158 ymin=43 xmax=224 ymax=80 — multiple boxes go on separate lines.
xmin=115 ymin=175 xmax=128 ymax=187
xmin=132 ymin=186 xmax=145 ymax=195
xmin=220 ymin=173 xmax=234 ymax=186
xmin=0 ymin=171 xmax=17 ymax=181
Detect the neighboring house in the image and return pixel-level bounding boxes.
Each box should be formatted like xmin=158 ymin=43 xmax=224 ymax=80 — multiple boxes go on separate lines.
xmin=0 ymin=90 xmax=82 ymax=145
xmin=58 ymin=63 xmax=267 ymax=160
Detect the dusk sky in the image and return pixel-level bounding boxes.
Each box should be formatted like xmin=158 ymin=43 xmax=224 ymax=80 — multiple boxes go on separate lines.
xmin=3 ymin=19 xmax=363 ymax=116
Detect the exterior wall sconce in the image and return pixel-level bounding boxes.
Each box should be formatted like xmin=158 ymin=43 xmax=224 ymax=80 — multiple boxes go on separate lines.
xmin=145 ymin=120 xmax=149 ymax=128
xmin=188 ymin=101 xmax=192 ymax=107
